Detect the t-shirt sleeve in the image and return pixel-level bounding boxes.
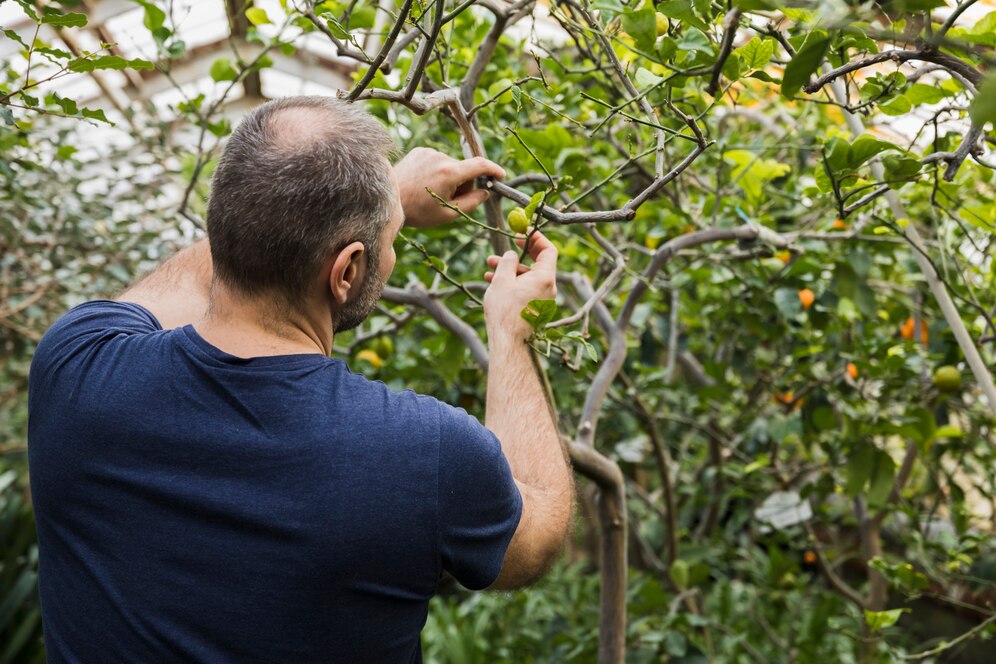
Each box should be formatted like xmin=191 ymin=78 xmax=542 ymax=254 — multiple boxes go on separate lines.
xmin=31 ymin=300 xmax=161 ymax=380
xmin=436 ymin=402 xmax=522 ymax=590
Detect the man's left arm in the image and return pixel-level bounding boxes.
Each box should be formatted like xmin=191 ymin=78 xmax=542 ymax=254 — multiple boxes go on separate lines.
xmin=115 ymin=149 xmax=504 ymax=328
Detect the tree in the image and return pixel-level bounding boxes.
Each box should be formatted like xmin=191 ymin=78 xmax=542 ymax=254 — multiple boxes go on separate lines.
xmin=3 ymin=0 xmax=996 ymax=661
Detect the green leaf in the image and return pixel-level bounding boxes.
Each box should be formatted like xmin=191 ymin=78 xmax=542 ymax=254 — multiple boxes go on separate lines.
xmin=724 ymin=150 xmax=790 ymax=203
xmin=67 ymin=56 xmax=155 ymax=73
xmin=744 ymin=454 xmax=770 ymax=474
xmin=879 ymin=94 xmax=912 ymax=116
xmin=845 ymin=445 xmax=874 ymax=497
xmin=520 ymin=299 xmax=558 ymax=332
xmin=882 ymin=155 xmax=922 ymax=183
xmin=960 ymin=204 xmax=996 ymax=233
xmin=133 ymin=0 xmax=166 ymax=31
xmin=0 ymin=107 xmax=14 ymax=126
xmin=246 ymin=7 xmax=271 ymax=25
xmin=80 ymin=107 xmax=111 ymax=124
xmin=657 ymin=1 xmax=707 ymax=31
xmin=12 ymin=0 xmax=39 ymax=21
xmin=969 ymin=74 xmax=996 ymax=126
xmin=2 ymin=29 xmax=30 ymax=50
xmin=867 ymin=449 xmax=896 ymax=506
xmin=209 ymin=58 xmax=239 ymax=82
xmin=824 ymin=136 xmax=852 ymax=172
xmin=848 ymin=135 xmax=899 ymax=169
xmin=634 ymin=67 xmax=663 ymax=88
xmin=51 ymin=94 xmax=77 ymax=115
xmin=864 ymin=608 xmax=908 ymax=632
xmin=905 ymin=83 xmax=947 ymax=105
xmin=621 ymin=6 xmax=657 ymax=52
xmin=35 ymin=46 xmax=73 ymax=59
xmin=349 ymin=6 xmax=377 ymax=30
xmin=781 ymin=32 xmax=830 ymax=98
xmin=735 ymin=37 xmax=773 ymax=70
xmin=933 ymin=424 xmax=963 ymax=439
xmin=40 ymin=11 xmax=87 ymax=28
xmin=524 ymin=191 xmax=544 ymax=219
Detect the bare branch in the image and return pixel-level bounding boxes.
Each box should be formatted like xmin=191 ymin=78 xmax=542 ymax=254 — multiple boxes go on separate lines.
xmin=803 ymin=49 xmax=983 ymax=94
xmin=706 ymin=8 xmax=742 ymax=96
xmin=381 ymin=285 xmax=488 ymax=371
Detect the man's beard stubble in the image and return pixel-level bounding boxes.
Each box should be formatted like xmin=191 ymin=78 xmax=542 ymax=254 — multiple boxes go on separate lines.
xmin=331 ymin=250 xmax=387 ymax=334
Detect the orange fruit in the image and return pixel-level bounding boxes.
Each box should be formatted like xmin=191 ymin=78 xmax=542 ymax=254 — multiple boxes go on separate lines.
xmin=846 ymin=363 xmax=858 ymax=380
xmin=775 ymin=251 xmax=792 ymax=264
xmin=803 ymin=551 xmax=817 ymax=564
xmin=900 ymin=316 xmax=928 ymax=344
xmin=832 ymin=219 xmax=848 ymax=230
xmin=798 ymin=288 xmax=815 ymax=310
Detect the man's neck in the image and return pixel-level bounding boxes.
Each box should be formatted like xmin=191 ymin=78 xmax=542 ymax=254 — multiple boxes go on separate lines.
xmin=194 ymin=284 xmax=333 ymax=359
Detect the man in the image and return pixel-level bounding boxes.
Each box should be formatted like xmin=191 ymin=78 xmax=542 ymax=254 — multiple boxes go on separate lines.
xmin=28 ymin=96 xmax=573 ymax=662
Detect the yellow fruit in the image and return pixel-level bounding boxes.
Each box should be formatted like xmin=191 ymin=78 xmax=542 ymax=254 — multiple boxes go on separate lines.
xmin=656 ymin=12 xmax=668 ymax=37
xmin=932 ymin=366 xmax=961 ymax=393
xmin=355 ymin=349 xmax=383 ymax=369
xmin=507 ymin=207 xmax=529 ymax=234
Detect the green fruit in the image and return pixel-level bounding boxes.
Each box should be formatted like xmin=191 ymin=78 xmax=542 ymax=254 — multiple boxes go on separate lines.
xmin=372 ymin=336 xmax=394 ymax=358
xmin=507 ymin=207 xmax=529 ymax=234
xmin=932 ymin=365 xmax=962 ymax=393
xmin=669 ymin=559 xmax=689 ymax=590
xmin=656 ymin=13 xmax=668 ymax=37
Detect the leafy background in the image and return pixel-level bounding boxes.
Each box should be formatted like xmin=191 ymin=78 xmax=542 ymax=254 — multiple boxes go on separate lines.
xmin=2 ymin=0 xmax=996 ymax=662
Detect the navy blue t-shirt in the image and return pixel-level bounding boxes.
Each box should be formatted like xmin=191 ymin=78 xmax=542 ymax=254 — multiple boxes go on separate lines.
xmin=27 ymin=300 xmax=521 ymax=663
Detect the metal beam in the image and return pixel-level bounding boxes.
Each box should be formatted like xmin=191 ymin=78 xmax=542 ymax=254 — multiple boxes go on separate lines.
xmin=135 ymin=37 xmax=354 ymax=100
xmin=85 ymin=0 xmax=139 ymax=26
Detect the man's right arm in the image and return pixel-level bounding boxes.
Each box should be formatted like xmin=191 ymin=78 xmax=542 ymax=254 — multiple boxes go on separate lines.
xmin=482 ymin=232 xmax=574 ymax=589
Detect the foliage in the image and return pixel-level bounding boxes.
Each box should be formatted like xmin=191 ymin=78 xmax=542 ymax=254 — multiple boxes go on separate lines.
xmin=3 ymin=0 xmax=996 ymax=661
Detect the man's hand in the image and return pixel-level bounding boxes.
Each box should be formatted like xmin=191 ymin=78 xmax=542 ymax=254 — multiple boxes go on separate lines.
xmin=482 ymin=229 xmax=571 ymax=589
xmin=483 ymin=231 xmax=558 ymax=342
xmin=393 ymin=148 xmax=505 ymax=228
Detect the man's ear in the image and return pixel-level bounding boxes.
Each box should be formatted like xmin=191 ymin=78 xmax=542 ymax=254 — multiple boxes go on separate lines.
xmin=328 ymin=241 xmax=366 ymax=304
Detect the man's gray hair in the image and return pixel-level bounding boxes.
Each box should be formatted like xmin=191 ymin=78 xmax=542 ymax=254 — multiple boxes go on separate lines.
xmin=206 ymin=96 xmax=396 ymax=307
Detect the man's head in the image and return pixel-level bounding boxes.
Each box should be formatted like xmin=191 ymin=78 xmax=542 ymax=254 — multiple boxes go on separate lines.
xmin=206 ymin=96 xmax=400 ymax=332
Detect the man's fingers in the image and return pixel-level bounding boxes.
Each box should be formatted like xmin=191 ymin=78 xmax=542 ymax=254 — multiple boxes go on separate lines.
xmin=452 ymin=189 xmax=491 ymax=214
xmin=453 ymin=156 xmax=506 ymax=181
xmin=515 ymin=231 xmax=558 ymax=267
xmin=490 ymin=250 xmax=519 ymax=287
xmin=486 ymin=255 xmax=530 ymax=274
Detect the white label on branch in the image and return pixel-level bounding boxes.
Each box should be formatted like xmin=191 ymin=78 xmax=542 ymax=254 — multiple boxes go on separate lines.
xmin=755 ymin=490 xmax=812 ymax=532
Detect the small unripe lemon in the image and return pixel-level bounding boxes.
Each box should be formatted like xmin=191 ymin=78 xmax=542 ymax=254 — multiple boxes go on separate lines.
xmin=932 ymin=366 xmax=961 ymax=393
xmin=507 ymin=207 xmax=529 ymax=234
xmin=669 ymin=559 xmax=689 ymax=590
xmin=656 ymin=12 xmax=668 ymax=37
xmin=372 ymin=336 xmax=394 ymax=358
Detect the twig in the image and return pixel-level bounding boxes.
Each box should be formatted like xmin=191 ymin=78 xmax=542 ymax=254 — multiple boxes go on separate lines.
xmin=381 ymin=285 xmax=488 ymax=370
xmin=804 ymin=49 xmax=983 ymax=94
xmin=898 ymin=612 xmax=996 ymax=661
xmin=347 ymin=0 xmax=414 ymax=100
xmin=706 ymin=9 xmax=742 ymax=96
